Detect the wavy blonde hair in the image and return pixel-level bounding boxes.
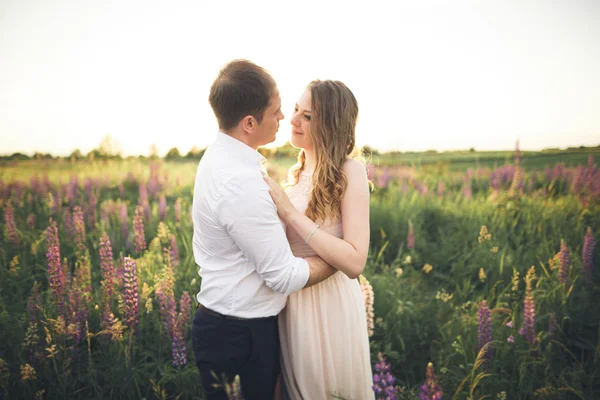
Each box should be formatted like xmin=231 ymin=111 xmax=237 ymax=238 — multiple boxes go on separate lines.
xmin=285 ymin=80 xmax=364 ymax=222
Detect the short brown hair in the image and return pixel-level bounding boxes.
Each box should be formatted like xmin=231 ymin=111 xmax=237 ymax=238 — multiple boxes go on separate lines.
xmin=208 ymin=60 xmax=276 ymax=131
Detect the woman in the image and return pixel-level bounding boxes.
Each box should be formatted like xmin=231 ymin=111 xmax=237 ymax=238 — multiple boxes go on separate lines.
xmin=264 ymin=80 xmax=374 ymax=399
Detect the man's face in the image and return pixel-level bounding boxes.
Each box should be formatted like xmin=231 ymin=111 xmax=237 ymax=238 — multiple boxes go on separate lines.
xmin=254 ymin=90 xmax=284 ymax=148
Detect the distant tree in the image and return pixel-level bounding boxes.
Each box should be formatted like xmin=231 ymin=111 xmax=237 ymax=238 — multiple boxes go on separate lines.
xmin=8 ymin=152 xmax=30 ymax=161
xmin=273 ymin=141 xmax=298 ymax=158
xmin=165 ymin=147 xmax=182 ymax=160
xmin=469 ymin=147 xmax=476 ymax=152
xmin=69 ymin=149 xmax=84 ymax=160
xmin=33 ymin=152 xmax=54 ymax=160
xmin=149 ymin=144 xmax=160 ymax=159
xmin=185 ymin=146 xmax=206 ymax=160
xmin=97 ymin=133 xmax=122 ymax=159
xmin=361 ymin=145 xmax=379 ymax=157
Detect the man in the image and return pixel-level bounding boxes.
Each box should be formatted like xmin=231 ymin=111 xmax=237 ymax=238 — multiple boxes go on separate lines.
xmin=191 ymin=59 xmax=336 ymax=400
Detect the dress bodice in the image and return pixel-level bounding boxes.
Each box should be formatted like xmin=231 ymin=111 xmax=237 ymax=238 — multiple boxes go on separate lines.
xmin=285 ymin=170 xmax=343 ymax=257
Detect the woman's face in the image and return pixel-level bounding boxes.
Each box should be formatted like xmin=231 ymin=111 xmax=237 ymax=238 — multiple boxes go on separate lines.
xmin=290 ymin=88 xmax=313 ymax=151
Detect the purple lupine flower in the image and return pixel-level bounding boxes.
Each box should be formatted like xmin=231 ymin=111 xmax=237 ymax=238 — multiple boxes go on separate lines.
xmin=507 ymin=335 xmax=515 ymax=343
xmin=583 ymin=227 xmax=595 ymax=282
xmin=46 ymin=219 xmax=65 ymax=315
xmin=559 ymin=239 xmax=570 ymax=284
xmin=119 ymin=204 xmax=128 ymax=242
xmin=99 ymin=232 xmax=116 ymax=300
xmin=506 ymin=320 xmax=513 ymax=328
xmin=584 ymin=154 xmax=596 ymax=194
xmin=366 ymin=163 xmax=376 ymax=181
xmin=418 ymin=362 xmax=443 ymax=400
xmin=477 ymin=300 xmax=492 ymax=366
xmin=407 ymin=222 xmax=415 ymax=250
xmin=175 ymin=198 xmax=181 ymax=224
xmin=68 ymin=271 xmax=86 ymax=346
xmin=172 ymin=313 xmax=187 ymax=366
xmin=372 ymin=352 xmax=398 ymax=399
xmin=123 ymin=257 xmax=139 ymax=334
xmin=573 ymin=165 xmax=584 ymax=194
xmin=84 ymin=178 xmax=93 ymax=200
xmin=28 ymin=282 xmax=41 ymax=323
xmin=514 ymin=140 xmax=521 ymax=165
xmin=377 ymin=167 xmax=390 ymax=188
xmin=462 ymin=177 xmax=472 ymax=200
xmin=179 ymin=291 xmax=193 ymax=329
xmin=437 ymin=181 xmax=445 ymax=200
xmin=170 ymin=234 xmax=180 ymax=267
xmin=159 ymin=195 xmax=166 ymax=221
xmin=72 ymin=206 xmax=86 ymax=254
xmin=139 ymin=182 xmax=150 ymax=222
xmin=4 ymin=201 xmax=18 ymax=246
xmin=27 ymin=213 xmax=35 ymax=230
xmin=133 ymin=205 xmax=146 ymax=254
xmin=88 ymin=193 xmax=97 ymax=230
xmin=523 ymin=278 xmax=536 ymax=345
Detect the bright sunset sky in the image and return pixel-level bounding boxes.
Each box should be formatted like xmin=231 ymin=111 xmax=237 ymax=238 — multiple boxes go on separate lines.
xmin=0 ymin=0 xmax=599 ymax=156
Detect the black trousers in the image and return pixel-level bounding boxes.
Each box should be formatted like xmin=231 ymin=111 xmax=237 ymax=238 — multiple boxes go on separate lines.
xmin=192 ymin=307 xmax=280 ymax=400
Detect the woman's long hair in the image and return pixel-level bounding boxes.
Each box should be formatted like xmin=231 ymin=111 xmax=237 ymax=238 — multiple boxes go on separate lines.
xmin=286 ymin=80 xmax=364 ymax=222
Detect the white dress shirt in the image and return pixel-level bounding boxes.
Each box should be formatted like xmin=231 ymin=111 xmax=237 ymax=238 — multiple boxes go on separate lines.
xmin=192 ymin=132 xmax=310 ymax=318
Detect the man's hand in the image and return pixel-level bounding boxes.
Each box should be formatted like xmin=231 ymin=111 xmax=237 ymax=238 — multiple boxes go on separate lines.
xmin=304 ymin=256 xmax=337 ymax=288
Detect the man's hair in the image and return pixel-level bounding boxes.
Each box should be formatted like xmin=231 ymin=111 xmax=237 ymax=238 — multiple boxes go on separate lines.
xmin=209 ymin=59 xmax=276 ymax=131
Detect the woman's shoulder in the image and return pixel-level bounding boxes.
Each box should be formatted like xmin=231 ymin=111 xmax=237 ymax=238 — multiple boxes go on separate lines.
xmin=342 ymin=158 xmax=368 ymax=178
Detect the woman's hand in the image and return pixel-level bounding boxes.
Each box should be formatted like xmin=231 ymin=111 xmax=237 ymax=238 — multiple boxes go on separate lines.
xmin=263 ymin=175 xmax=298 ymax=223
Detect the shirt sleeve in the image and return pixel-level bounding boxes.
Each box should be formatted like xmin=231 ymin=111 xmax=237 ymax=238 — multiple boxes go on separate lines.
xmin=217 ymin=173 xmax=309 ymax=295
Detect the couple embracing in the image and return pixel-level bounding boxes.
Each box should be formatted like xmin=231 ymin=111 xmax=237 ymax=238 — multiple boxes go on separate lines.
xmin=191 ymin=59 xmax=374 ymax=400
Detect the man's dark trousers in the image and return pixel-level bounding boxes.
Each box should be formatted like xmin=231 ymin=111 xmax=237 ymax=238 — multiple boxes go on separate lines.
xmin=192 ymin=306 xmax=280 ymax=400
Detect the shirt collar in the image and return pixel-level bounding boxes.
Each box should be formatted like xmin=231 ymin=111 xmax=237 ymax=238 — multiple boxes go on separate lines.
xmin=215 ymin=131 xmax=266 ymax=167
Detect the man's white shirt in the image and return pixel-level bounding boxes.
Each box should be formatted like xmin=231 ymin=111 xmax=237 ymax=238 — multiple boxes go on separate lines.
xmin=192 ymin=132 xmax=310 ymax=318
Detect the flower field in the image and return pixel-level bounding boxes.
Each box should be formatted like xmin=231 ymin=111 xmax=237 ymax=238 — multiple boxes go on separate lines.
xmin=0 ymin=148 xmax=599 ymax=399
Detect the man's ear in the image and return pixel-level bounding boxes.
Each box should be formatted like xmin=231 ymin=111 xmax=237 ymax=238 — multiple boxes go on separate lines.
xmin=241 ymin=115 xmax=255 ymax=134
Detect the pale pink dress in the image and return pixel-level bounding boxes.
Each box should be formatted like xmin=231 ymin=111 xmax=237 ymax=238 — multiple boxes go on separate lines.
xmin=279 ymin=170 xmax=374 ymax=400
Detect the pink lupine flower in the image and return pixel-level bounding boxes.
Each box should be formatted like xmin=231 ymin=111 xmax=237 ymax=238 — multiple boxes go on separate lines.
xmin=559 ymin=239 xmax=570 ymax=284
xmin=46 ymin=219 xmax=65 ymax=315
xmin=72 ymin=206 xmax=86 ymax=254
xmin=99 ymin=232 xmax=116 ymax=300
xmin=583 ymin=227 xmax=595 ymax=282
xmin=123 ymin=257 xmax=139 ymax=334
xmin=120 ymin=204 xmax=128 ymax=242
xmin=133 ymin=205 xmax=146 ymax=254
xmin=4 ymin=202 xmax=18 ymax=246
xmin=159 ymin=195 xmax=167 ymax=221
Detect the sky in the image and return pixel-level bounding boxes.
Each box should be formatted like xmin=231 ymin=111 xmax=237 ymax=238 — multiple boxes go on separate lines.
xmin=0 ymin=0 xmax=599 ymax=156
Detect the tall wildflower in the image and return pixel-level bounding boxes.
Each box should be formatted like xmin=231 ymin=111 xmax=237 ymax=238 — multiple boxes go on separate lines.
xmin=477 ymin=300 xmax=492 ymax=366
xmin=358 ymin=275 xmax=375 ymax=337
xmin=159 ymin=195 xmax=166 ymax=221
xmin=27 ymin=213 xmax=36 ymax=230
xmin=523 ymin=266 xmax=537 ymax=345
xmin=4 ymin=201 xmax=18 ymax=246
xmin=437 ymin=181 xmax=445 ymax=200
xmin=46 ymin=219 xmax=65 ymax=314
xmin=175 ymin=198 xmax=181 ymax=224
xmin=418 ymin=362 xmax=442 ymax=400
xmin=99 ymin=232 xmax=116 ymax=300
xmin=119 ymin=204 xmax=128 ymax=242
xmin=559 ymin=239 xmax=570 ymax=284
xmin=372 ymin=352 xmax=398 ymax=399
xmin=583 ymin=227 xmax=595 ymax=282
xmin=407 ymin=221 xmax=415 ymax=250
xmin=170 ymin=234 xmax=180 ymax=267
xmin=88 ymin=192 xmax=97 ymax=230
xmin=72 ymin=206 xmax=86 ymax=254
xmin=123 ymin=257 xmax=139 ymax=334
xmin=134 ymin=205 xmax=146 ymax=254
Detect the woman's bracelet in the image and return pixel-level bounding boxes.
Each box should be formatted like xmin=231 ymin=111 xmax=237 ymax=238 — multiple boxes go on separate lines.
xmin=305 ymin=224 xmax=320 ymax=245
